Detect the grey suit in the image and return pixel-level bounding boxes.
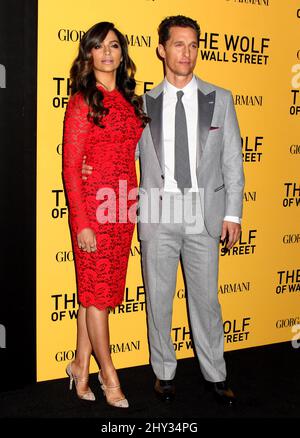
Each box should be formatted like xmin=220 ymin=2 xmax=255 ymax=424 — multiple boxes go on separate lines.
xmin=136 ymin=76 xmax=244 ymax=382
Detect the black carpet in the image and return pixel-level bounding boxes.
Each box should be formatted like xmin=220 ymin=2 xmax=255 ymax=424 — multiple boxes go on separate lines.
xmin=0 ymin=341 xmax=299 ymax=431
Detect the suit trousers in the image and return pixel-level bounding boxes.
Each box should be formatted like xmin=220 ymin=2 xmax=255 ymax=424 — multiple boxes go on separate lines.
xmin=141 ymin=191 xmax=226 ymax=382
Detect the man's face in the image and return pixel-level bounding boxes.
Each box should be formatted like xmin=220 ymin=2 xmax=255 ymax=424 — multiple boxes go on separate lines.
xmin=158 ymin=26 xmax=199 ymax=78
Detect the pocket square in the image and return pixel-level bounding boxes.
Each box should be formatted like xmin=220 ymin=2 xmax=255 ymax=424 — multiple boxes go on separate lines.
xmin=210 ymin=126 xmax=219 ymax=131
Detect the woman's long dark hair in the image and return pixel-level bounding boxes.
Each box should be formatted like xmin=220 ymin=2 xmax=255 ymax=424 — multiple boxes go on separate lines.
xmin=70 ymin=22 xmax=149 ymax=127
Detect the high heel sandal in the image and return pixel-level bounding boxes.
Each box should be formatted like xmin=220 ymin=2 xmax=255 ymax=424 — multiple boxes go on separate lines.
xmin=98 ymin=370 xmax=129 ymax=408
xmin=66 ymin=362 xmax=95 ymax=401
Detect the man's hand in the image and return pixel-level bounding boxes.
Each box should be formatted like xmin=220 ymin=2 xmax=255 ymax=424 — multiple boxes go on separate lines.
xmin=82 ymin=155 xmax=93 ymax=180
xmin=221 ymin=221 xmax=241 ymax=249
xmin=77 ymin=227 xmax=97 ymax=253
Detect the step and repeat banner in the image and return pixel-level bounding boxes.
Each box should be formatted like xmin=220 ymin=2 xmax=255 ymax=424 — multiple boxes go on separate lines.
xmin=36 ymin=0 xmax=300 ymax=381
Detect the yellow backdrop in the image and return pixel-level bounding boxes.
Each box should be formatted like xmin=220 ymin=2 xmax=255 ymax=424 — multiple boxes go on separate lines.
xmin=36 ymin=0 xmax=300 ymax=381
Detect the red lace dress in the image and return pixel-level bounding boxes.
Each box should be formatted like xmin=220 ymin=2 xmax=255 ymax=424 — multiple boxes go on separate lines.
xmin=63 ymin=87 xmax=143 ymax=310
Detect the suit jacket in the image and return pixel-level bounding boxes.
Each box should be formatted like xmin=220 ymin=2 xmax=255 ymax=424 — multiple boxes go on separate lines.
xmin=136 ymin=75 xmax=245 ymax=240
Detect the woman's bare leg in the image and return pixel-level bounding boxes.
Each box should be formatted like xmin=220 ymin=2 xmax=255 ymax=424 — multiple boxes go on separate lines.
xmin=86 ymin=305 xmax=125 ymax=400
xmin=71 ymin=304 xmax=93 ymax=393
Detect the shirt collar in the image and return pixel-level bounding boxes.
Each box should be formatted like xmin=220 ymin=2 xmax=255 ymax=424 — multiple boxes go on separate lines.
xmin=164 ymin=75 xmax=197 ymax=98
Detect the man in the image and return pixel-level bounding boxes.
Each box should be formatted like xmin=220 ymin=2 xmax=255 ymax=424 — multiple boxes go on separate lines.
xmin=83 ymin=15 xmax=244 ymax=406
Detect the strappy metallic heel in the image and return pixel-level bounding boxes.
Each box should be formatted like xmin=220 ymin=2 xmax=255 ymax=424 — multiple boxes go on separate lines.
xmin=98 ymin=370 xmax=129 ymax=408
xmin=66 ymin=362 xmax=95 ymax=401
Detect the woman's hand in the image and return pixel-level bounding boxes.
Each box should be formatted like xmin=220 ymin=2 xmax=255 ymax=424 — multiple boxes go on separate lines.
xmin=77 ymin=228 xmax=97 ymax=253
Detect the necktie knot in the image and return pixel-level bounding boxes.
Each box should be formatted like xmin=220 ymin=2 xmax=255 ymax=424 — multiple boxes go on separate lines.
xmin=177 ymin=90 xmax=184 ymax=101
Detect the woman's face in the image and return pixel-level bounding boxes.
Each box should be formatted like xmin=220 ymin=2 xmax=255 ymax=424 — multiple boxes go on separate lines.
xmin=90 ymin=30 xmax=123 ymax=75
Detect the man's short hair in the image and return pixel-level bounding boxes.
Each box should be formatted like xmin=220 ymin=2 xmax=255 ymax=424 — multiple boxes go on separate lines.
xmin=158 ymin=15 xmax=201 ymax=46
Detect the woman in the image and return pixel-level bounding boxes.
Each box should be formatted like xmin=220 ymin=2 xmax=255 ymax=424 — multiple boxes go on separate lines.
xmin=62 ymin=21 xmax=148 ymax=408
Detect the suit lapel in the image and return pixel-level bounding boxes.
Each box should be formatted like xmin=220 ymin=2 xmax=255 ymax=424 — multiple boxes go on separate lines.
xmin=145 ymin=78 xmax=215 ymax=172
xmin=198 ymin=88 xmax=215 ymax=156
xmin=145 ymin=90 xmax=164 ymax=172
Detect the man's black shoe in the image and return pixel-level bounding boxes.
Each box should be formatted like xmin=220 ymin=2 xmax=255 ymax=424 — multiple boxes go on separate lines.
xmin=154 ymin=379 xmax=175 ymax=402
xmin=205 ymin=380 xmax=236 ymax=406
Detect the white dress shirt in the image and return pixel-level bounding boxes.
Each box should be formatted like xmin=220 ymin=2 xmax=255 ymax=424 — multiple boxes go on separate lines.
xmin=162 ymin=76 xmax=240 ymax=224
